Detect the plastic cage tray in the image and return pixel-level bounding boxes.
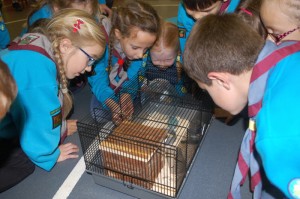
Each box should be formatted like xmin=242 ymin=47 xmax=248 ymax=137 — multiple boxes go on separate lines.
xmin=78 ymin=71 xmax=213 ymax=199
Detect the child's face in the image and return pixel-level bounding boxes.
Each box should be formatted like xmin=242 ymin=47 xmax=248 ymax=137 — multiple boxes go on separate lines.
xmin=62 ymin=42 xmax=104 ymax=79
xmin=185 ymin=1 xmax=223 ymax=20
xmin=197 ymin=71 xmax=250 ymax=115
xmin=116 ymin=28 xmax=157 ymax=60
xmin=150 ymin=47 xmax=177 ymax=69
xmin=70 ymin=1 xmax=93 ymax=15
xmin=261 ymin=1 xmax=300 ymax=44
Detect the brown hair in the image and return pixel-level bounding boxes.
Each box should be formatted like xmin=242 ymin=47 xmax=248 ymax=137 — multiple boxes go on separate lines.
xmin=108 ymin=0 xmax=161 ymax=71
xmin=46 ymin=8 xmax=105 ymax=119
xmin=237 ymin=0 xmax=267 ymax=39
xmin=0 ymin=60 xmax=17 ymax=119
xmin=183 ymin=0 xmax=220 ymax=11
xmin=183 ymin=14 xmax=264 ymax=85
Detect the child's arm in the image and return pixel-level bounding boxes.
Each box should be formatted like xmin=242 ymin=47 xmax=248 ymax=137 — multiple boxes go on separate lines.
xmin=0 ymin=11 xmax=10 ymax=49
xmin=88 ymin=47 xmax=115 ymax=106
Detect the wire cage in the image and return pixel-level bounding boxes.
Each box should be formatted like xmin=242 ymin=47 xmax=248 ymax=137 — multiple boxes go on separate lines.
xmin=78 ymin=70 xmax=213 ymax=199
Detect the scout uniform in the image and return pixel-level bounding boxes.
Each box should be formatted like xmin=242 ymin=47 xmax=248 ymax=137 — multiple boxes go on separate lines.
xmin=229 ymin=40 xmax=300 ymax=199
xmin=0 ymin=33 xmax=65 ymax=171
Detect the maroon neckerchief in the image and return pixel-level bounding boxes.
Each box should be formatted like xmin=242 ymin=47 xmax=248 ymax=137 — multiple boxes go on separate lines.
xmin=228 ymin=40 xmax=300 ymax=199
xmin=219 ymin=0 xmax=231 ymax=14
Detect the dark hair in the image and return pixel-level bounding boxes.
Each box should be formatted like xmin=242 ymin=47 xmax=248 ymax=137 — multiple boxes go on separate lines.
xmin=237 ymin=0 xmax=267 ymax=39
xmin=183 ymin=14 xmax=264 ymax=85
xmin=183 ymin=0 xmax=220 ymax=11
xmin=0 ymin=60 xmax=17 ymax=119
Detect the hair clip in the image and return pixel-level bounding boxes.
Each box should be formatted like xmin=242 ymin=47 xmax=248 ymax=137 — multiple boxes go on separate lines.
xmin=240 ymin=8 xmax=253 ymax=16
xmin=73 ymin=19 xmax=84 ymax=33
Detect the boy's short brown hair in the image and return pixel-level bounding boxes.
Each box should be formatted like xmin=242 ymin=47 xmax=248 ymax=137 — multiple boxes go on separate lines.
xmin=183 ymin=14 xmax=264 ymax=85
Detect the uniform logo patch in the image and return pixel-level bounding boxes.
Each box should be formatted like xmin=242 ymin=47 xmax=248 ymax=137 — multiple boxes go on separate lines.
xmin=0 ymin=23 xmax=5 ymax=31
xmin=20 ymin=35 xmax=39 ymax=45
xmin=178 ymin=28 xmax=186 ymax=38
xmin=289 ymin=178 xmax=300 ymax=199
xmin=0 ymin=14 xmax=6 ymax=31
xmin=51 ymin=107 xmax=62 ymax=129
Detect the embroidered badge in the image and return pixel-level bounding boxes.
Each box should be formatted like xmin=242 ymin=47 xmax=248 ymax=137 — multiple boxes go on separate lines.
xmin=0 ymin=23 xmax=5 ymax=31
xmin=181 ymin=86 xmax=187 ymax=94
xmin=0 ymin=14 xmax=5 ymax=32
xmin=139 ymin=75 xmax=144 ymax=82
xmin=20 ymin=35 xmax=40 ymax=45
xmin=178 ymin=28 xmax=186 ymax=38
xmin=51 ymin=107 xmax=62 ymax=129
xmin=289 ymin=178 xmax=300 ymax=199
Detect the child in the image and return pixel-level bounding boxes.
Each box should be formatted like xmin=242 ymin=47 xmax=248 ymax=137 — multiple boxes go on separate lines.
xmin=0 ymin=9 xmax=106 ymax=171
xmin=0 ymin=61 xmax=16 ymax=119
xmin=22 ymin=0 xmax=102 ymax=35
xmin=255 ymin=0 xmax=300 ymax=197
xmin=0 ymin=61 xmax=35 ymax=192
xmin=237 ymin=0 xmax=267 ymax=39
xmin=27 ymin=18 xmax=79 ymax=143
xmin=88 ymin=0 xmax=160 ymax=125
xmin=177 ymin=0 xmax=241 ymax=53
xmin=184 ymin=13 xmax=263 ymax=198
xmin=0 ymin=11 xmax=10 ymax=49
xmin=184 ymin=11 xmax=300 ymax=199
xmin=143 ymin=21 xmax=187 ymax=96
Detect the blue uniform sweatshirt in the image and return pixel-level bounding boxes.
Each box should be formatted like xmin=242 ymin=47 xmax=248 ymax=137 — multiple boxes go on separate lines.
xmin=0 ymin=34 xmax=61 ymax=171
xmin=255 ymin=41 xmax=300 ymax=198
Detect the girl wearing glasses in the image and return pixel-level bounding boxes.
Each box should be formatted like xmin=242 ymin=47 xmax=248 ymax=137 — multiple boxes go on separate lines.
xmin=0 ymin=9 xmax=105 ymax=171
xmin=88 ymin=0 xmax=160 ymax=125
xmin=248 ymin=0 xmax=300 ymax=198
xmin=20 ymin=0 xmax=104 ymax=143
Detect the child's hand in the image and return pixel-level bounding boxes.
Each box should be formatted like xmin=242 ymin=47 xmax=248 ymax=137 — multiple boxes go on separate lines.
xmin=106 ymin=98 xmax=123 ymax=126
xmin=66 ymin=119 xmax=78 ymax=136
xmin=120 ymin=93 xmax=134 ymax=120
xmin=99 ymin=4 xmax=112 ymax=17
xmin=57 ymin=143 xmax=79 ymax=162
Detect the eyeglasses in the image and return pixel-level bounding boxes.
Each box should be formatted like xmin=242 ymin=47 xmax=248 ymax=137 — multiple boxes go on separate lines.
xmin=269 ymin=27 xmax=300 ymax=45
xmin=78 ymin=47 xmax=96 ymax=66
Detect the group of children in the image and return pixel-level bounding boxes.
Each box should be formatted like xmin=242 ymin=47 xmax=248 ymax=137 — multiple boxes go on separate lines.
xmin=0 ymin=0 xmax=299 ymax=198
xmin=183 ymin=0 xmax=300 ymax=198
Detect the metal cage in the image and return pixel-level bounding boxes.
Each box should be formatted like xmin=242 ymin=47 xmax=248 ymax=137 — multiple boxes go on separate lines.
xmin=78 ymin=70 xmax=213 ymax=198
